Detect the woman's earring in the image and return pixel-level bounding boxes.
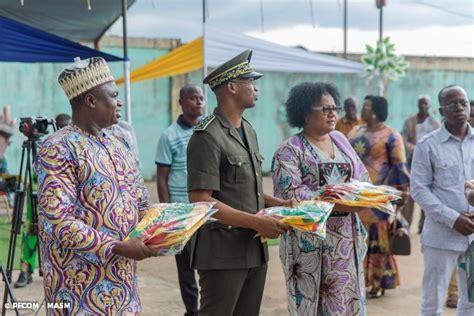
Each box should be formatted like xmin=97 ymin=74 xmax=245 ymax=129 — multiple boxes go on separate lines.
xmin=372 ymin=114 xmax=376 ymax=120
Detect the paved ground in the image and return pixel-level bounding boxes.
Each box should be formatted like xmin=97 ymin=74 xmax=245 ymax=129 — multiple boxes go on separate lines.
xmin=1 ymin=179 xmax=457 ymax=315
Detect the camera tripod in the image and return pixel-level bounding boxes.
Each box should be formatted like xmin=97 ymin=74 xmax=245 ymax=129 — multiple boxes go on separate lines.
xmin=2 ymin=137 xmax=44 ymax=316
xmin=0 ymin=263 xmax=17 ymax=316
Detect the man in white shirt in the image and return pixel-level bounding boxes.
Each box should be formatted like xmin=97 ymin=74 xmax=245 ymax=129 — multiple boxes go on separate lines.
xmin=411 ymin=85 xmax=474 ymax=315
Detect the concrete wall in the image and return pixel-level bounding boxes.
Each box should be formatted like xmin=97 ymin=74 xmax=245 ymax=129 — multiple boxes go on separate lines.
xmin=1 ymin=37 xmax=473 ymax=179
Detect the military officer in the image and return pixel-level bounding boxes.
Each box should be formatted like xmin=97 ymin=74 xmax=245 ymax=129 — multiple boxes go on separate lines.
xmin=187 ymin=50 xmax=293 ymax=316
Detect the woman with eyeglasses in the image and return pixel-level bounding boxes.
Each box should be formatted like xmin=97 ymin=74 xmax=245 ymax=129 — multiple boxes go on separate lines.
xmin=272 ymin=82 xmax=370 ymax=315
xmin=348 ymin=95 xmax=410 ymax=299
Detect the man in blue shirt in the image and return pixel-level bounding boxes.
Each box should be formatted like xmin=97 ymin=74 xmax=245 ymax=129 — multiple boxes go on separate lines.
xmin=155 ymin=85 xmax=204 ymax=316
xmin=411 ymin=85 xmax=474 ymax=315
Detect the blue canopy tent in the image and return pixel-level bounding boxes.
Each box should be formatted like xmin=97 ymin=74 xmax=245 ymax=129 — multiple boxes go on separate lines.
xmin=0 ymin=0 xmax=135 ymax=43
xmin=0 ymin=16 xmax=123 ymax=63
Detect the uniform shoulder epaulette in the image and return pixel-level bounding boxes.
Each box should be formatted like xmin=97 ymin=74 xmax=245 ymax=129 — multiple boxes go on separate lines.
xmin=194 ymin=114 xmax=215 ymax=131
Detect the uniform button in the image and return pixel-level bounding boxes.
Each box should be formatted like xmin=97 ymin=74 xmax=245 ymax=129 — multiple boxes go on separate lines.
xmin=257 ymin=193 xmax=261 ymax=197
xmin=237 ymin=162 xmax=242 ymax=167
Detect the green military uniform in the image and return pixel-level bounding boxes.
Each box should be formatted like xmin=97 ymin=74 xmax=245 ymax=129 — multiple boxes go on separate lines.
xmin=187 ymin=50 xmax=268 ymax=316
xmin=188 ymin=111 xmax=267 ymax=269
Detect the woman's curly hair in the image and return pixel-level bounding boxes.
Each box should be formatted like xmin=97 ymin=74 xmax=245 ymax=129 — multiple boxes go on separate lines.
xmin=285 ymin=82 xmax=341 ymax=129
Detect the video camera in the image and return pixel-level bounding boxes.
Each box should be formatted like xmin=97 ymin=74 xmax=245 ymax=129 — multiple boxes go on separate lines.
xmin=19 ymin=117 xmax=55 ymax=139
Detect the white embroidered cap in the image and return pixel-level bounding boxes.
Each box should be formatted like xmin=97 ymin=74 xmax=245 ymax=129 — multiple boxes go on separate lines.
xmin=58 ymin=57 xmax=114 ymax=100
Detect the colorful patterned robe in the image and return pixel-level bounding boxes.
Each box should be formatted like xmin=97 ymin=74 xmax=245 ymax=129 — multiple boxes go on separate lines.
xmin=272 ymin=131 xmax=369 ymax=316
xmin=35 ymin=125 xmax=149 ymax=315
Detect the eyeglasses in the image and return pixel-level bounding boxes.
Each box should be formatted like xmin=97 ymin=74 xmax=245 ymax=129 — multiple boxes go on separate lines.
xmin=312 ymin=106 xmax=343 ymax=115
xmin=441 ymin=100 xmax=469 ymax=112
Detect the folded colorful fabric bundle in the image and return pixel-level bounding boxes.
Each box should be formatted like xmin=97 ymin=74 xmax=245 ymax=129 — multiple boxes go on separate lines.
xmin=257 ymin=200 xmax=335 ymax=239
xmin=318 ymin=180 xmax=402 ymax=215
xmin=126 ymin=202 xmax=217 ymax=256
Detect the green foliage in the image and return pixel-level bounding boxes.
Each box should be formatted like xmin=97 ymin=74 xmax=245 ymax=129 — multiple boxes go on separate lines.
xmin=361 ymin=36 xmax=409 ymax=96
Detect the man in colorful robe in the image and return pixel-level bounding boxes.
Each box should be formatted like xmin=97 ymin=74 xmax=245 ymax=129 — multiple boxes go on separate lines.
xmin=35 ymin=57 xmax=159 ymax=315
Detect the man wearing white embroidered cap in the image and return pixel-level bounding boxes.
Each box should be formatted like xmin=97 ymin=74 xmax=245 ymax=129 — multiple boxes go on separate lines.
xmin=34 ymin=57 xmax=159 ymax=315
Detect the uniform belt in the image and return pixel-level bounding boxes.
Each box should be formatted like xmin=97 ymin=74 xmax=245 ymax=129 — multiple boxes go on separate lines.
xmin=329 ymin=211 xmax=350 ymax=217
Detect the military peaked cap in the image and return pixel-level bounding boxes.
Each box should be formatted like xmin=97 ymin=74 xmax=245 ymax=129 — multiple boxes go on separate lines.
xmin=203 ymin=49 xmax=262 ymax=90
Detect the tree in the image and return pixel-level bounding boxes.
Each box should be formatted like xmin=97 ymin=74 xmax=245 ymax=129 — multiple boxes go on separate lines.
xmin=361 ymin=36 xmax=408 ymax=96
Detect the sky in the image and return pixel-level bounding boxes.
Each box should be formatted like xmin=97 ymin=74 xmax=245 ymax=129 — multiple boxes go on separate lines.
xmin=108 ymin=0 xmax=474 ymax=57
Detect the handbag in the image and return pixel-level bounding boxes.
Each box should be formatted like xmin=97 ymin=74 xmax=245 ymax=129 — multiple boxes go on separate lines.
xmin=390 ymin=211 xmax=411 ymax=255
xmin=382 ymin=142 xmax=411 ymax=255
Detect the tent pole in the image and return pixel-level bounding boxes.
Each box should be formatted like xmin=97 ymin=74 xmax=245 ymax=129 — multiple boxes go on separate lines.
xmin=343 ymin=0 xmax=347 ymax=59
xmin=122 ymin=0 xmax=132 ymax=124
xmin=202 ymin=0 xmax=208 ymax=115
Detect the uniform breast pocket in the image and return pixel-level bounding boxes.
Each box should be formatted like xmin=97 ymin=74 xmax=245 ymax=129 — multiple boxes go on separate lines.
xmin=225 ymin=155 xmax=251 ymax=183
xmin=434 ymin=161 xmax=460 ymax=186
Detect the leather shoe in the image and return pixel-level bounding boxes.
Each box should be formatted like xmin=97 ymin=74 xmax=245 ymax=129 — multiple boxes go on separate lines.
xmin=14 ymin=271 xmax=33 ymax=288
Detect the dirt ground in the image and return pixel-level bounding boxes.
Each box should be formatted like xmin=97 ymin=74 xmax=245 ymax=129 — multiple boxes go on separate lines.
xmin=1 ymin=179 xmax=456 ymax=315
